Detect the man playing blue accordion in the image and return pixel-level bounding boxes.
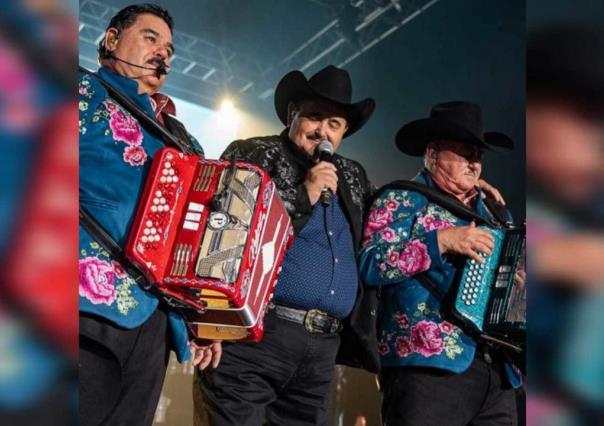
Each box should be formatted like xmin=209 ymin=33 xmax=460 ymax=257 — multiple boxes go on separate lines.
xmin=359 ymin=101 xmax=524 ymax=426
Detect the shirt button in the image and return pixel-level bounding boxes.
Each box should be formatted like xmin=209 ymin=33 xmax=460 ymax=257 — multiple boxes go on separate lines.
xmin=330 ymin=290 xmax=335 ymax=295
xmin=334 ymin=258 xmax=339 ymax=263
xmin=328 ymin=231 xmax=333 ymax=236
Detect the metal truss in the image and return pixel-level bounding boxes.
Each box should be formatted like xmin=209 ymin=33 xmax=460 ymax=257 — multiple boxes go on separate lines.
xmin=79 ymin=0 xmax=440 ymax=107
xmin=257 ymin=0 xmax=441 ymax=100
xmin=79 ymin=0 xmax=269 ymax=106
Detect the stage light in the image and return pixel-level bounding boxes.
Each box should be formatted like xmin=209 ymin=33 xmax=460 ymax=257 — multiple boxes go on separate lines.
xmin=219 ymin=98 xmax=235 ymax=113
xmin=217 ymin=97 xmax=239 ymax=129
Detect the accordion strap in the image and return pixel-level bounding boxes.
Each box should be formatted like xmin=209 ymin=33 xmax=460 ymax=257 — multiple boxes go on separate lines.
xmin=78 ymin=65 xmax=200 ymax=156
xmin=79 ymin=207 xmax=150 ymax=290
xmin=374 ymin=180 xmax=502 ymax=228
xmin=79 ymin=207 xmax=195 ymax=315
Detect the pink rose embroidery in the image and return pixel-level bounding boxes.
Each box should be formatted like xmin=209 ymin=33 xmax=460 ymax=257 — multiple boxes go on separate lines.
xmin=123 ymin=145 xmax=148 ymax=166
xmin=439 ymin=321 xmax=454 ymax=335
xmin=109 ymin=110 xmax=143 ymax=145
xmin=380 ymin=227 xmax=396 ymax=242
xmin=411 ymin=320 xmax=444 ymax=357
xmin=396 ymin=313 xmax=410 ymax=329
xmin=385 ymin=199 xmax=400 ymax=211
xmin=103 ymin=100 xmax=119 ymax=113
xmin=111 ymin=260 xmax=127 ymax=279
xmin=364 ymin=207 xmax=393 ymax=237
xmin=395 ymin=336 xmax=413 ymax=357
xmin=378 ymin=342 xmax=390 ymax=355
xmin=398 ymin=239 xmax=431 ymax=275
xmin=79 ymin=86 xmax=88 ymax=95
xmin=422 ymin=214 xmax=436 ymax=230
xmin=423 ymin=214 xmax=454 ymax=232
xmin=79 ymin=257 xmax=117 ymax=305
xmin=386 ymin=249 xmax=400 ymax=268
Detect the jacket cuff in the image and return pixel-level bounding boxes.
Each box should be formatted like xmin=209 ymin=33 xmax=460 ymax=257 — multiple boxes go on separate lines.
xmin=425 ymin=230 xmax=446 ymax=270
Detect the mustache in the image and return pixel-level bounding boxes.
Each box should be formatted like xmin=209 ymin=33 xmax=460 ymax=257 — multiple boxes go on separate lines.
xmin=147 ymin=57 xmax=168 ymax=68
xmin=306 ymin=132 xmax=328 ymax=142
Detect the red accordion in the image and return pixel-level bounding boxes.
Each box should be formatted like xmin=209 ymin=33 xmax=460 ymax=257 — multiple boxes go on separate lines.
xmin=126 ymin=148 xmax=294 ymax=342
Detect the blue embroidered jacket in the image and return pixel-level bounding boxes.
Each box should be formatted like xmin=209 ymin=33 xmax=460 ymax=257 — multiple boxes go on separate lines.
xmin=79 ymin=67 xmax=201 ymax=362
xmin=359 ymin=171 xmax=521 ymax=387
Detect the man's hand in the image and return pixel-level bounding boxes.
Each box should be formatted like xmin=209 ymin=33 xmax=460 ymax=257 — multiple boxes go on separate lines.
xmin=437 ymin=222 xmax=494 ymax=263
xmin=304 ymin=161 xmax=338 ymax=205
xmin=513 ymin=269 xmax=526 ymax=287
xmin=477 ymin=179 xmax=505 ymax=205
xmin=190 ymin=341 xmax=222 ymax=370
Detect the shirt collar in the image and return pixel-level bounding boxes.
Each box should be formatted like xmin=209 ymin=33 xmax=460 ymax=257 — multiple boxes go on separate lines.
xmin=98 ymin=66 xmax=141 ymax=96
xmin=98 ymin=66 xmax=171 ymax=122
xmin=150 ymin=93 xmax=176 ymax=118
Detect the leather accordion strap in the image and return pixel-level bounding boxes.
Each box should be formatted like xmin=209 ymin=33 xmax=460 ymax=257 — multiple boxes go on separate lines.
xmin=374 ymin=180 xmax=501 ymax=228
xmin=79 ymin=207 xmax=150 ymax=290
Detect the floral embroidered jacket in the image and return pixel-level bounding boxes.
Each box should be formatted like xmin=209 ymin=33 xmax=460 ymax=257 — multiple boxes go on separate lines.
xmin=359 ymin=170 xmax=521 ymax=386
xmin=78 ymin=68 xmax=200 ymax=362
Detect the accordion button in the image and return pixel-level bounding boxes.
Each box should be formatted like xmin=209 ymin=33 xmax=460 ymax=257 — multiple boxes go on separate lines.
xmin=173 ymin=176 xmax=179 ymax=182
xmin=146 ymin=220 xmax=153 ymax=227
xmin=162 ymin=169 xmax=169 ymax=176
xmin=164 ymin=161 xmax=171 ymax=168
xmin=169 ymin=169 xmax=175 ymax=175
xmin=142 ymin=236 xmax=148 ymax=243
xmin=155 ymin=191 xmax=162 ymax=197
xmin=160 ymin=177 xmax=167 ymax=183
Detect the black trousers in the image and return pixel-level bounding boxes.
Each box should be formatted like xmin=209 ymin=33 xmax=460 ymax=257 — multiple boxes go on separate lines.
xmin=195 ymin=309 xmax=341 ymax=426
xmin=79 ymin=307 xmax=171 ymax=426
xmin=381 ymin=348 xmax=518 ymax=426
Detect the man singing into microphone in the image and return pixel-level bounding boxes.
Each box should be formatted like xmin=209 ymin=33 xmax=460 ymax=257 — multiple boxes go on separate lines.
xmin=79 ymin=4 xmax=220 ymax=426
xmin=194 ymin=65 xmax=379 ymax=425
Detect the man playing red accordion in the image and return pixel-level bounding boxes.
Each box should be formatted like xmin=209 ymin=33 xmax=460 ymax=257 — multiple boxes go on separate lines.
xmin=78 ymin=4 xmax=221 ymax=426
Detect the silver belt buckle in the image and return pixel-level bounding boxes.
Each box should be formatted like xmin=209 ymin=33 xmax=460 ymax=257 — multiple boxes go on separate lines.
xmin=304 ymin=309 xmax=326 ymax=333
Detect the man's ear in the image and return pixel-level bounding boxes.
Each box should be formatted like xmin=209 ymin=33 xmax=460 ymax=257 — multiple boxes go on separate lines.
xmin=104 ymin=28 xmax=119 ymax=52
xmin=287 ymin=102 xmax=298 ymax=126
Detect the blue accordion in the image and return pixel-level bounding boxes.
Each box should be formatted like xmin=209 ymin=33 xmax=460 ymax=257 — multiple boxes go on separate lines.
xmin=453 ymin=226 xmax=526 ymax=352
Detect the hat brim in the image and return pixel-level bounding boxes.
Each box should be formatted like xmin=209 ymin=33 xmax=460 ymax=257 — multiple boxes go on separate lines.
xmin=395 ymin=118 xmax=514 ymax=156
xmin=274 ymin=70 xmax=375 ymax=137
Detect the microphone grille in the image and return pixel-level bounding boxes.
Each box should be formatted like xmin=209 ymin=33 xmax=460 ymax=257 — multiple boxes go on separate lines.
xmin=318 ymin=139 xmax=333 ymax=154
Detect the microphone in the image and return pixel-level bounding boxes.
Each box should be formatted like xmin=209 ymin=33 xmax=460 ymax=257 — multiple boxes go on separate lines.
xmin=316 ymin=139 xmax=334 ymax=207
xmin=110 ymin=55 xmax=169 ymax=79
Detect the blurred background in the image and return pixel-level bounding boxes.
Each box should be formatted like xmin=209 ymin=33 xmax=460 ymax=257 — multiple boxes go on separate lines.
xmin=527 ymin=1 xmax=604 ymax=425
xmin=0 ymin=0 xmax=78 ymax=425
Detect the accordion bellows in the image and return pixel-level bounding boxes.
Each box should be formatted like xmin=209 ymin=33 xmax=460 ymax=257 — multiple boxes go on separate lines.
xmin=126 ymin=148 xmax=294 ymax=341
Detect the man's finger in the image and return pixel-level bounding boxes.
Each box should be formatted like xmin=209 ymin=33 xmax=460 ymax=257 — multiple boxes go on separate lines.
xmin=199 ymin=350 xmax=212 ymax=370
xmin=211 ymin=344 xmax=222 ymax=368
xmin=466 ymin=248 xmax=484 ymax=264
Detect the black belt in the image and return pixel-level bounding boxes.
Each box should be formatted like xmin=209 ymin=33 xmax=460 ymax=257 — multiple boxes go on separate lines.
xmin=270 ymin=303 xmax=343 ymax=334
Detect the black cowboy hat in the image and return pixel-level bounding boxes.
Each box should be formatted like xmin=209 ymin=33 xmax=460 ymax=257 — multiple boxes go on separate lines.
xmin=395 ymin=101 xmax=514 ymax=156
xmin=274 ymin=65 xmax=375 ymax=137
